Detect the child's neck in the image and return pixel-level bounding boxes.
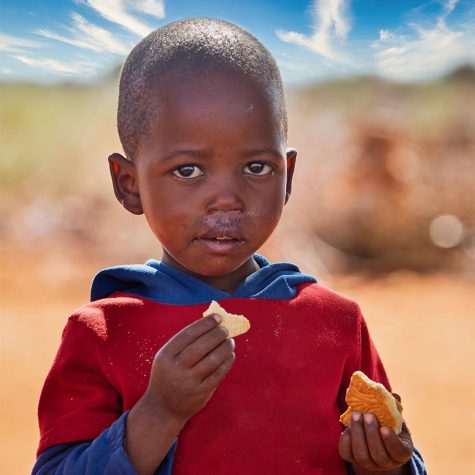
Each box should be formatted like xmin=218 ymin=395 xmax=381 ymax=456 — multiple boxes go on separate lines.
xmin=161 ymin=252 xmax=260 ymax=294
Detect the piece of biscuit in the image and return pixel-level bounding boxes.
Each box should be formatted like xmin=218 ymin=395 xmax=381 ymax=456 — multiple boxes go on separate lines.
xmin=203 ymin=300 xmax=250 ymax=338
xmin=339 ymin=371 xmax=403 ymax=434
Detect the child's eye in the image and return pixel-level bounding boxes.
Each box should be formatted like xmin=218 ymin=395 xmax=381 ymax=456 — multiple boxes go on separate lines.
xmin=172 ymin=165 xmax=204 ymax=179
xmin=244 ymin=161 xmax=273 ymax=176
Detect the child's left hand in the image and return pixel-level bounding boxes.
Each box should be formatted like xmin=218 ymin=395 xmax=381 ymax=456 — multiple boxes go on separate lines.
xmin=339 ymin=411 xmax=414 ymax=474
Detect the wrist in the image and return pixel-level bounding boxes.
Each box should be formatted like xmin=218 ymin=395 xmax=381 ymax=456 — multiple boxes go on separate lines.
xmin=125 ymin=392 xmax=187 ymax=475
xmin=131 ymin=390 xmax=188 ymax=433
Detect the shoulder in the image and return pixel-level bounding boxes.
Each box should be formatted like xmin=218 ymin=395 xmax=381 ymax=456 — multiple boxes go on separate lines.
xmin=67 ymin=294 xmax=149 ymax=339
xmin=292 ymin=282 xmax=362 ymax=327
xmin=296 ymin=281 xmax=359 ymax=311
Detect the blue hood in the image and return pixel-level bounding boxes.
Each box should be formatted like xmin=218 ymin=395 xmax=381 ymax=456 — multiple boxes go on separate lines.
xmin=91 ymin=254 xmax=316 ymax=305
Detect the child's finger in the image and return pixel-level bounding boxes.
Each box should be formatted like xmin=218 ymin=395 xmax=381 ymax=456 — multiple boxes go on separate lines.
xmin=200 ymin=352 xmax=235 ymax=391
xmin=363 ymin=413 xmax=393 ymax=469
xmin=380 ymin=425 xmax=414 ymax=463
xmin=177 ymin=326 xmax=228 ymax=367
xmin=193 ymin=338 xmax=235 ymax=381
xmin=349 ymin=412 xmax=375 ymax=469
xmin=338 ymin=428 xmax=354 ymax=462
xmin=162 ymin=315 xmax=221 ymax=356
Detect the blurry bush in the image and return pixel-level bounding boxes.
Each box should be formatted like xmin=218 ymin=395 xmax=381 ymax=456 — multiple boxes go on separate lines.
xmin=284 ymin=65 xmax=475 ymax=275
xmin=1 ymin=65 xmax=474 ymax=275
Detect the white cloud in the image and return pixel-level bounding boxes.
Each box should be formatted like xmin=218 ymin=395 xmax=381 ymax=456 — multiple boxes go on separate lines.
xmin=443 ymin=0 xmax=458 ymax=15
xmin=372 ymin=0 xmax=475 ymax=80
xmin=37 ymin=13 xmax=130 ymax=54
xmin=131 ymin=0 xmax=165 ymax=19
xmin=12 ymin=54 xmax=98 ymax=75
xmin=0 ymin=33 xmax=44 ymax=53
xmin=276 ymin=0 xmax=351 ymax=61
xmin=375 ymin=30 xmax=404 ymax=43
xmin=82 ymin=0 xmax=164 ymax=37
xmin=2 ymin=0 xmax=166 ymax=80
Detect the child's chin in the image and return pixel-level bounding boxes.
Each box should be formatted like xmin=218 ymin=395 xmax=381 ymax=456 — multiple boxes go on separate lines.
xmin=188 ymin=255 xmax=253 ymax=278
xmin=191 ymin=261 xmax=243 ymax=278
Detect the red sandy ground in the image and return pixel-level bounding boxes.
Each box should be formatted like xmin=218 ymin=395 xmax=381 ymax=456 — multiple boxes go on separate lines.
xmin=1 ymin=246 xmax=474 ymax=474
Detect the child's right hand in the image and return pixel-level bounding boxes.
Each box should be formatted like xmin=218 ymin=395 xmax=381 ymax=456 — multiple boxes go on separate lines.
xmin=126 ymin=314 xmax=235 ymax=475
xmin=143 ymin=313 xmax=235 ymax=423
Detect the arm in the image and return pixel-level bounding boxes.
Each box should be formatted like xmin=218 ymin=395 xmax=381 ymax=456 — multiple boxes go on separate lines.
xmin=35 ymin=312 xmax=233 ymax=475
xmin=125 ymin=313 xmax=235 ymax=475
xmin=339 ymin=306 xmax=427 ymax=475
xmin=32 ymin=412 xmax=175 ymax=475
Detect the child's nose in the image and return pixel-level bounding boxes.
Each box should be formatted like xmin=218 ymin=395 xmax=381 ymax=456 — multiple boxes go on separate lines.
xmin=204 ymin=176 xmax=245 ymax=213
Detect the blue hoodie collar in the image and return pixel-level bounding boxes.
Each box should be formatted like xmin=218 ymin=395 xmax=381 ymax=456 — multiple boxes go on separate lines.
xmin=91 ymin=254 xmax=316 ymax=305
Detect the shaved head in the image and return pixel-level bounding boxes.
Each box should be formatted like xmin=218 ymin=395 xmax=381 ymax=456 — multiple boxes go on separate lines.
xmin=117 ymin=17 xmax=287 ymax=160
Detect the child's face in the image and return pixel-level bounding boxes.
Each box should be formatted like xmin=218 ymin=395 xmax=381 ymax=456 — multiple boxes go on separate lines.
xmin=112 ymin=68 xmax=296 ymax=292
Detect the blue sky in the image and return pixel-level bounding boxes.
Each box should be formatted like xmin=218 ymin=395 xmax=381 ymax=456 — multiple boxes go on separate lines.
xmin=1 ymin=0 xmax=474 ymax=84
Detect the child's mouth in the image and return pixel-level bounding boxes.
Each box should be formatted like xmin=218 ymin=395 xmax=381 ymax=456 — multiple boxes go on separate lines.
xmin=194 ymin=236 xmax=244 ymax=253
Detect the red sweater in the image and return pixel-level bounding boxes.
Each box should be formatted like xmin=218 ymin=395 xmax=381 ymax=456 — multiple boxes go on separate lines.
xmin=38 ymin=282 xmax=389 ymax=474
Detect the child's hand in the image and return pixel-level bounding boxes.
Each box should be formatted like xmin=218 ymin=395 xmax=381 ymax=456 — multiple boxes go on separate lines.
xmin=144 ymin=313 xmax=235 ymax=423
xmin=339 ymin=411 xmax=414 ymax=474
xmin=126 ymin=314 xmax=235 ymax=474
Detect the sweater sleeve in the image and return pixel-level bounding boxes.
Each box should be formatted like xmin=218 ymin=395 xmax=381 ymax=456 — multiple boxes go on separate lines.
xmin=339 ymin=305 xmax=428 ymax=475
xmin=32 ymin=412 xmax=176 ymax=475
xmin=338 ymin=303 xmax=392 ymax=412
xmin=37 ymin=316 xmax=122 ymax=454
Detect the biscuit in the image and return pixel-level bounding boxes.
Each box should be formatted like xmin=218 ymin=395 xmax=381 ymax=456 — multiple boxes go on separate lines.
xmin=203 ymin=300 xmax=250 ymax=338
xmin=339 ymin=371 xmax=403 ymax=434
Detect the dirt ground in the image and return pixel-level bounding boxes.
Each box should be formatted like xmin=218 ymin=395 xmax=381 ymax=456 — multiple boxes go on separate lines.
xmin=1 ymin=245 xmax=474 ymax=474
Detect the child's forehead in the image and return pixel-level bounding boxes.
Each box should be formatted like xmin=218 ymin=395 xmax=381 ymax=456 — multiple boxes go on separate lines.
xmin=143 ymin=68 xmax=281 ymax=130
xmin=146 ymin=64 xmax=272 ymax=103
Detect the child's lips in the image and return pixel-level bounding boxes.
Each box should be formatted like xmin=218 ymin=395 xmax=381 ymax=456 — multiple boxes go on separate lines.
xmin=194 ymin=235 xmax=245 ymax=254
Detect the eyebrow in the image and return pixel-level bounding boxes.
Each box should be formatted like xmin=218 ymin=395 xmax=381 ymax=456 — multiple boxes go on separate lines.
xmin=162 ymin=148 xmax=284 ymax=162
xmin=242 ymin=148 xmax=284 ymax=160
xmin=161 ymin=149 xmax=209 ymax=162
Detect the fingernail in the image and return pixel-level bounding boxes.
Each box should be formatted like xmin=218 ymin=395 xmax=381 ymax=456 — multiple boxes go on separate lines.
xmin=212 ymin=313 xmax=222 ymax=323
xmin=380 ymin=427 xmax=391 ymax=437
xmin=364 ymin=413 xmax=374 ymax=424
xmin=352 ymin=412 xmax=361 ymax=422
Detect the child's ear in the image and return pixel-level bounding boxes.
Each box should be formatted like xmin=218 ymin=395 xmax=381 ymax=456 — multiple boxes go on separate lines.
xmin=285 ymin=148 xmax=297 ymax=204
xmin=108 ymin=153 xmax=143 ymax=215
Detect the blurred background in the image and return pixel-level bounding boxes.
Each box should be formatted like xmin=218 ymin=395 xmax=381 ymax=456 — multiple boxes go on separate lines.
xmin=1 ymin=1 xmax=475 ymax=474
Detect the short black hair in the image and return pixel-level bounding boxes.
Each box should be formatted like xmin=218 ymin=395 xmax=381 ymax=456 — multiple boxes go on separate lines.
xmin=117 ymin=17 xmax=287 ymax=160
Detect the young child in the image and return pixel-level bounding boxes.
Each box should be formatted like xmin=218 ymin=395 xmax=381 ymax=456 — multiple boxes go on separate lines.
xmin=33 ymin=18 xmax=427 ymax=475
